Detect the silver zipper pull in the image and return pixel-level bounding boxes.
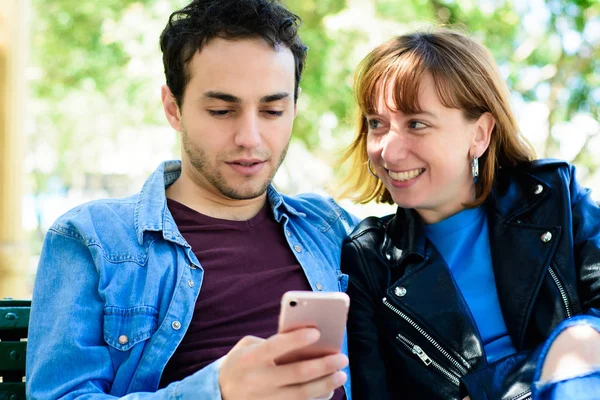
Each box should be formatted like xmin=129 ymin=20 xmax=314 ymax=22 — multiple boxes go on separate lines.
xmin=412 ymin=345 xmax=433 ymax=366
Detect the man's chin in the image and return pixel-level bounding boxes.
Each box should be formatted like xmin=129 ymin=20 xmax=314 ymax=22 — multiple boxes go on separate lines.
xmin=219 ymin=182 xmax=271 ymax=201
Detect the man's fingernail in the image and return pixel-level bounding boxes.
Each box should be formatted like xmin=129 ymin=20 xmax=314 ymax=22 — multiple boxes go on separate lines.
xmin=336 ymin=354 xmax=349 ymax=368
xmin=335 ymin=371 xmax=347 ymax=385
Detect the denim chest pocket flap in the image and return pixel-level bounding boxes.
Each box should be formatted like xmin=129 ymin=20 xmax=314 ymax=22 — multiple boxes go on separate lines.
xmin=103 ymin=306 xmax=158 ymax=351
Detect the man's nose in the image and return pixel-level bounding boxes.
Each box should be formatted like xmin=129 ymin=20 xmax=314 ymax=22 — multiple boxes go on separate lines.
xmin=234 ymin=113 xmax=261 ymax=149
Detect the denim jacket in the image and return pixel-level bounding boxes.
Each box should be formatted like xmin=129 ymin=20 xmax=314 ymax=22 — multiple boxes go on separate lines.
xmin=27 ymin=160 xmax=358 ymax=400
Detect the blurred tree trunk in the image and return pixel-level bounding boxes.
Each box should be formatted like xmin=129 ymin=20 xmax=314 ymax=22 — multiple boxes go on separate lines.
xmin=0 ymin=0 xmax=30 ymax=298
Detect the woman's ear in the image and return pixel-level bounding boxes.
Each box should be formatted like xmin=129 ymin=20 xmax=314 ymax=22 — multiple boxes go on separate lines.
xmin=161 ymin=85 xmax=182 ymax=132
xmin=472 ymin=112 xmax=495 ymax=156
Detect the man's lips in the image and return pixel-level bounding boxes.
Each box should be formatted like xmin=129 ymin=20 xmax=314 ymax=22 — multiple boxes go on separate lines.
xmin=227 ymin=160 xmax=264 ymax=166
xmin=226 ymin=159 xmax=266 ymax=175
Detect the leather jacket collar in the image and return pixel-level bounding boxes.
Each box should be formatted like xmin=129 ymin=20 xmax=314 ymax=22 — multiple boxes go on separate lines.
xmin=382 ymin=165 xmax=553 ymax=268
xmin=380 ymin=163 xmax=572 ymax=349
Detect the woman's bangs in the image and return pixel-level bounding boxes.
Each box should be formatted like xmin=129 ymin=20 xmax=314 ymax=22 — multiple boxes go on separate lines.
xmin=358 ymin=51 xmax=428 ymax=116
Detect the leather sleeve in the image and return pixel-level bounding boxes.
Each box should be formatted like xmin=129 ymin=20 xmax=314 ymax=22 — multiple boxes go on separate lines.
xmin=341 ymin=235 xmax=397 ymax=400
xmin=460 ymin=349 xmax=539 ymax=400
xmin=462 ymin=164 xmax=600 ymax=400
xmin=569 ymin=164 xmax=600 ymax=314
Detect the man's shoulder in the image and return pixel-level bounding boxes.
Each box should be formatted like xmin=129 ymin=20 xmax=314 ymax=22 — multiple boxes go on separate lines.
xmin=49 ymin=194 xmax=140 ymax=243
xmin=280 ymin=192 xmax=359 ymax=233
xmin=283 ymin=191 xmax=338 ymax=211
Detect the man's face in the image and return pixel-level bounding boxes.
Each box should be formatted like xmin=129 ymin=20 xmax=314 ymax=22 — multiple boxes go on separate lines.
xmin=168 ymin=38 xmax=297 ymax=201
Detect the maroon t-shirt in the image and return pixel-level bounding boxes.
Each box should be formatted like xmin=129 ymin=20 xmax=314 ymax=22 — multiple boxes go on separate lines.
xmin=159 ymin=199 xmax=345 ymax=400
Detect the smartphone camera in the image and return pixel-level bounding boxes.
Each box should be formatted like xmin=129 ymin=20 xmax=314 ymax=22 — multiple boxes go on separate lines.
xmin=289 ymin=301 xmax=297 ymax=307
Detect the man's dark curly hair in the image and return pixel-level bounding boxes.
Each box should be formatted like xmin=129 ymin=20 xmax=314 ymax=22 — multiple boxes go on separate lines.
xmin=160 ymin=0 xmax=308 ymax=108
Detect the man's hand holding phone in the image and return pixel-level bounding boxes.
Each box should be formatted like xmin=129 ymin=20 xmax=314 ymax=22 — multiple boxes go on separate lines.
xmin=218 ymin=291 xmax=350 ymax=400
xmin=219 ymin=328 xmax=348 ymax=400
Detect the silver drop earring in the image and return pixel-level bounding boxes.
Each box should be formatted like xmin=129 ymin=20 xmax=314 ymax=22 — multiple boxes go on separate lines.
xmin=471 ymin=156 xmax=479 ymax=183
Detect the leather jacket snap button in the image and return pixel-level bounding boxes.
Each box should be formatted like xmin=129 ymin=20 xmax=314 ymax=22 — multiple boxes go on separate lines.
xmin=394 ymin=286 xmax=407 ymax=297
xmin=534 ymin=184 xmax=544 ymax=195
xmin=541 ymin=232 xmax=552 ymax=243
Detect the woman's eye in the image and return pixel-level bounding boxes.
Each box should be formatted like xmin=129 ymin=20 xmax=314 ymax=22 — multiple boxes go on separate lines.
xmin=368 ymin=119 xmax=381 ymax=129
xmin=409 ymin=121 xmax=427 ymax=129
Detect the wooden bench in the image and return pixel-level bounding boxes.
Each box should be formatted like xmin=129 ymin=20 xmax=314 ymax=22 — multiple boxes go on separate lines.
xmin=0 ymin=299 xmax=30 ymax=400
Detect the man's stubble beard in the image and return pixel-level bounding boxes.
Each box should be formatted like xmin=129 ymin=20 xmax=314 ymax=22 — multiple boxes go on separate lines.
xmin=180 ymin=129 xmax=290 ymax=200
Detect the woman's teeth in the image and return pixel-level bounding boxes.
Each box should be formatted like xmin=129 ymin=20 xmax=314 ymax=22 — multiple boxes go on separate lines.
xmin=388 ymin=168 xmax=424 ymax=182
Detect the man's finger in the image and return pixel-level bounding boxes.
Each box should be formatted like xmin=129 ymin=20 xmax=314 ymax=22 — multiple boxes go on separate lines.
xmin=274 ymin=353 xmax=348 ymax=386
xmin=260 ymin=328 xmax=320 ymax=362
xmin=231 ymin=335 xmax=265 ymax=350
xmin=287 ymin=370 xmax=347 ymax=400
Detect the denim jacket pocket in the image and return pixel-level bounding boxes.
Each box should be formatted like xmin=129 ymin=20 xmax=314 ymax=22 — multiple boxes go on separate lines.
xmin=103 ymin=306 xmax=158 ymax=351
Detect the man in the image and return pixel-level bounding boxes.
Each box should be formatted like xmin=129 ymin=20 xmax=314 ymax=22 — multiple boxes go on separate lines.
xmin=26 ymin=1 xmax=357 ymax=399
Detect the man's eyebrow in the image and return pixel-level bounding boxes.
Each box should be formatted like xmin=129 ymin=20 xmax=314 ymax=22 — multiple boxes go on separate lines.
xmin=202 ymin=91 xmax=242 ymax=103
xmin=260 ymin=92 xmax=290 ymax=103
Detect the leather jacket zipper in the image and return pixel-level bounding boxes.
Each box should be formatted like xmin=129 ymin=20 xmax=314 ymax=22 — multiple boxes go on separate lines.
xmin=396 ymin=332 xmax=460 ymax=386
xmin=512 ymin=391 xmax=532 ymax=400
xmin=548 ymin=266 xmax=572 ymax=318
xmin=382 ymin=297 xmax=468 ymax=375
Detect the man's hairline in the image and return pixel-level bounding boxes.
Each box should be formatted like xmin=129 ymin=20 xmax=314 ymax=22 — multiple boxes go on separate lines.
xmin=175 ymin=37 xmax=299 ymax=108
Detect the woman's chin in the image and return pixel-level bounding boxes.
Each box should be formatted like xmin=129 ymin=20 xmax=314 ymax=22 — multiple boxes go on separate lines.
xmin=390 ymin=196 xmax=423 ymax=210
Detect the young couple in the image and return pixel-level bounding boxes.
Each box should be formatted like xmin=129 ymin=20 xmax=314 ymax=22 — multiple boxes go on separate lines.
xmin=27 ymin=0 xmax=600 ymax=399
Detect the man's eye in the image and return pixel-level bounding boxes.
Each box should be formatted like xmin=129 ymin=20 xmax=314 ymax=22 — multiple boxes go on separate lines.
xmin=264 ymin=110 xmax=284 ymax=117
xmin=208 ymin=110 xmax=231 ymax=116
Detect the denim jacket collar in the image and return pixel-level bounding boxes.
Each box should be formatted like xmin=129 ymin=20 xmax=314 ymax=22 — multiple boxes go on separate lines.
xmin=134 ymin=160 xmax=305 ymax=246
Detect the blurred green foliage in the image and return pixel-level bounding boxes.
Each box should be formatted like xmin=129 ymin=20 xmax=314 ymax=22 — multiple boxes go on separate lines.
xmin=27 ymin=0 xmax=600 ymax=200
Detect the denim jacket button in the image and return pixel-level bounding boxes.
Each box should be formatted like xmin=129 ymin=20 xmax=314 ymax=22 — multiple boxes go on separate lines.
xmin=294 ymin=245 xmax=302 ymax=253
xmin=172 ymin=321 xmax=181 ymax=330
xmin=188 ymin=280 xmax=194 ymax=288
xmin=118 ymin=335 xmax=129 ymax=345
xmin=316 ymin=283 xmax=323 ymax=291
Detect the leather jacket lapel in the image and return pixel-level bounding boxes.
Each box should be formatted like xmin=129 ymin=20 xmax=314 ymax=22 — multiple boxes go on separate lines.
xmin=383 ymin=208 xmax=426 ymax=268
xmin=384 ymin=209 xmax=485 ymax=371
xmin=488 ymin=171 xmax=561 ymax=349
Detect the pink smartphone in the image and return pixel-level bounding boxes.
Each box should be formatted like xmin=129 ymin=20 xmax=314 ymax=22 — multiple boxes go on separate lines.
xmin=275 ymin=290 xmax=350 ymax=365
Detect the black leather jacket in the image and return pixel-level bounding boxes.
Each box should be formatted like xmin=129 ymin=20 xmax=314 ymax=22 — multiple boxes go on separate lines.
xmin=341 ymin=160 xmax=600 ymax=400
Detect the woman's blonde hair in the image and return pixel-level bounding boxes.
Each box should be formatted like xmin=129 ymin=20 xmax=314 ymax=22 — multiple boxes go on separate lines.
xmin=339 ymin=28 xmax=536 ymax=206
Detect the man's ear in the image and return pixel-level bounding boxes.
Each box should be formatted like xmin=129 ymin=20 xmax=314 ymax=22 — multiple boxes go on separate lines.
xmin=161 ymin=85 xmax=182 ymax=132
xmin=472 ymin=112 xmax=495 ymax=157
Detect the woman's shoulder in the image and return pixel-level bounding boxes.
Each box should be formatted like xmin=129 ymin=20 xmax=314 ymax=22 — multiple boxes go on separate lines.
xmin=341 ymin=214 xmax=395 ymax=286
xmin=346 ymin=214 xmax=394 ymax=243
xmin=518 ymin=158 xmax=570 ymax=173
xmin=504 ymin=158 xmax=574 ymax=186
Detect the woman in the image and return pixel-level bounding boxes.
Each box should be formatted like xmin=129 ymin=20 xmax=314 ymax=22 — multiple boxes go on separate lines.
xmin=339 ymin=29 xmax=600 ymax=400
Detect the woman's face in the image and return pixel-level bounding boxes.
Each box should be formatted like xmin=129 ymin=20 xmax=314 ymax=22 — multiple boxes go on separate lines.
xmin=366 ymin=73 xmax=492 ymax=224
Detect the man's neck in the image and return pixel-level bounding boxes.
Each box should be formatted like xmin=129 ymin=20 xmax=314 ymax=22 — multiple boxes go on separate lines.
xmin=165 ymin=176 xmax=268 ymax=221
